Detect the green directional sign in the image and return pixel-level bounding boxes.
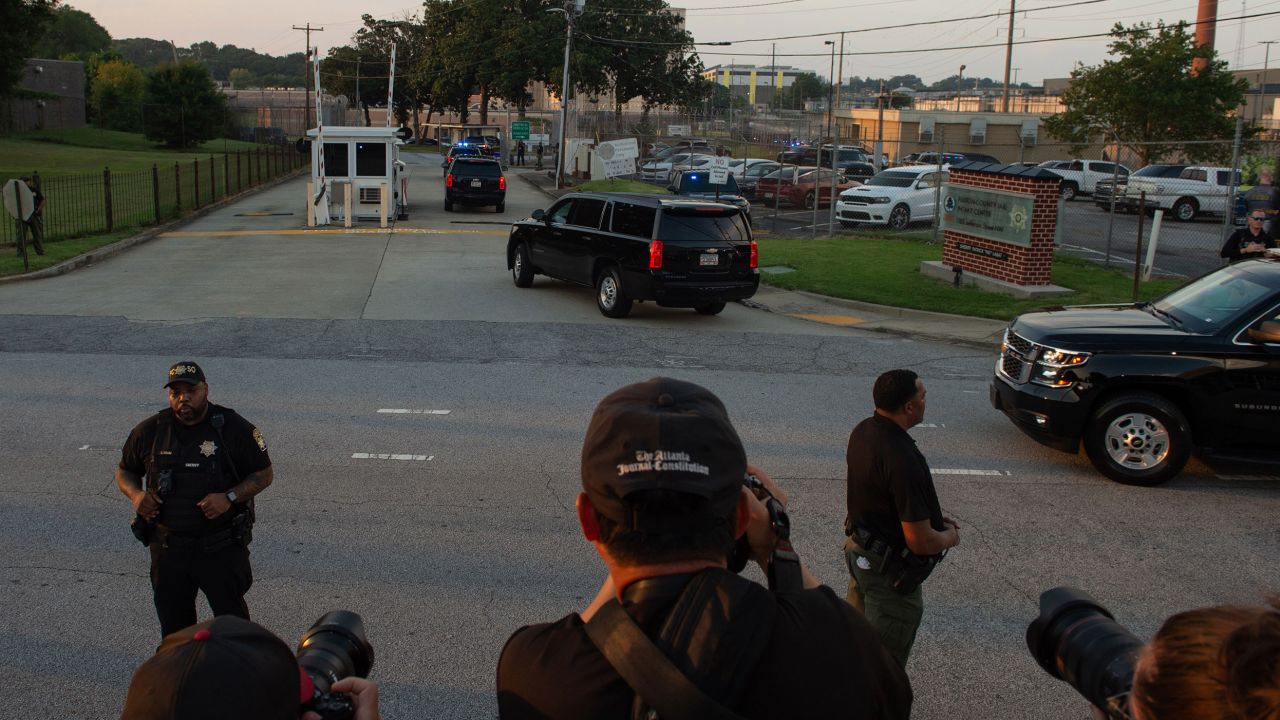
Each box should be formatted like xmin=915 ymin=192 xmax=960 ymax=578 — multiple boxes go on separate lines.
xmin=511 ymin=121 xmax=531 ymax=140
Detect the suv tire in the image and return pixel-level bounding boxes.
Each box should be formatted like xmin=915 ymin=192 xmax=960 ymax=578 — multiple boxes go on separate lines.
xmin=495 ymin=202 xmax=504 ymax=213
xmin=1083 ymin=392 xmax=1191 ymax=486
xmin=888 ymin=204 xmax=911 ymax=230
xmin=444 ymin=200 xmax=453 ymax=212
xmin=1059 ymin=182 xmax=1078 ymax=201
xmin=511 ymin=243 xmax=534 ymax=288
xmin=595 ymin=266 xmax=632 ymax=318
xmin=1171 ymin=198 xmax=1198 ymax=222
xmin=695 ymin=301 xmax=726 ymax=316
xmin=803 ymin=191 xmax=816 ymax=209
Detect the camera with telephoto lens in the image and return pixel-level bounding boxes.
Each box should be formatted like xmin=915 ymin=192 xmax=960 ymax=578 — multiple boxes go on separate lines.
xmin=296 ymin=611 xmax=375 ymax=720
xmin=1026 ymin=587 xmax=1145 ymax=719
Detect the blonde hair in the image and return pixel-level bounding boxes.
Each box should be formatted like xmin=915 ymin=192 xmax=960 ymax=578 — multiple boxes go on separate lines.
xmin=1131 ymin=597 xmax=1280 ymax=720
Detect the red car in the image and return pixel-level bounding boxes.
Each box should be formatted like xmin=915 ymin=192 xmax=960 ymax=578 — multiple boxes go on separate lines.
xmin=755 ymin=166 xmax=859 ymax=208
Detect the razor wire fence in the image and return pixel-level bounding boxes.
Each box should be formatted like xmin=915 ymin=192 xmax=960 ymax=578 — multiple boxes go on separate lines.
xmin=2 ymin=146 xmax=306 ymax=247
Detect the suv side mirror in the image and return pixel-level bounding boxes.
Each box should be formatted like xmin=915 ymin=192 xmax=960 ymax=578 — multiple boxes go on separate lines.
xmin=532 ymin=209 xmax=546 ymax=221
xmin=1245 ymin=320 xmax=1280 ymax=343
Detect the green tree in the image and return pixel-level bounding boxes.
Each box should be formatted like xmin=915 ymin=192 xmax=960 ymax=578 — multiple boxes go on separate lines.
xmin=228 ymin=67 xmax=253 ymax=88
xmin=91 ymin=58 xmax=144 ymax=130
xmin=1043 ymin=21 xmax=1250 ymax=165
xmin=142 ymin=60 xmax=229 ymax=148
xmin=0 ymin=0 xmax=58 ymax=99
xmin=31 ymin=5 xmax=109 ymax=58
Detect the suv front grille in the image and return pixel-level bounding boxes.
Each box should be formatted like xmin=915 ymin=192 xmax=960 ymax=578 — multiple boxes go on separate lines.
xmin=998 ymin=330 xmax=1037 ymax=384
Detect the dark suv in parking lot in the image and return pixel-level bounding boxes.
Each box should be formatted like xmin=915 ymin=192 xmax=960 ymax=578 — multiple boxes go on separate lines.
xmin=990 ymin=257 xmax=1280 ymax=485
xmin=506 ymin=192 xmax=759 ymax=318
xmin=445 ymin=158 xmax=505 ymax=212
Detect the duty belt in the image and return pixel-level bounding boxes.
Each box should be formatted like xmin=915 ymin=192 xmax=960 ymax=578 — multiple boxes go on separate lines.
xmin=154 ymin=524 xmax=237 ymax=550
xmin=853 ymin=526 xmax=894 ymax=558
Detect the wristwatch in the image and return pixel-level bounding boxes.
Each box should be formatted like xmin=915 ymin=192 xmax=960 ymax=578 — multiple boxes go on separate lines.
xmin=225 ymin=490 xmax=238 ymax=504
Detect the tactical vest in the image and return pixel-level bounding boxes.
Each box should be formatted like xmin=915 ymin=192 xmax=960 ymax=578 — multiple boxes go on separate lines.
xmin=147 ymin=409 xmax=236 ymax=535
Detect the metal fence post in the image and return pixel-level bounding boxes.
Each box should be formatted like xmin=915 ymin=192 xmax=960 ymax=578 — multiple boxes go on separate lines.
xmin=224 ymin=153 xmax=230 ymax=197
xmin=103 ymin=167 xmax=114 ymax=232
xmin=152 ymin=163 xmax=161 ymax=223
xmin=175 ymin=161 xmax=181 ymax=211
xmin=236 ymin=151 xmax=242 ymax=192
xmin=1133 ymin=191 xmax=1146 ymax=302
xmin=193 ymin=159 xmax=201 ymax=210
xmin=208 ymin=156 xmax=215 ymax=204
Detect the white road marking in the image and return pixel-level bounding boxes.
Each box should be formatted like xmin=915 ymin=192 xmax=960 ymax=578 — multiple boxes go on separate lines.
xmin=931 ymin=468 xmax=1011 ymax=476
xmin=351 ymin=453 xmax=434 ymax=461
xmin=79 ymin=445 xmax=90 ymax=450
xmin=377 ymin=409 xmax=452 ymax=415
xmin=659 ymin=356 xmax=706 ymax=369
xmin=915 ymin=423 xmax=946 ymax=428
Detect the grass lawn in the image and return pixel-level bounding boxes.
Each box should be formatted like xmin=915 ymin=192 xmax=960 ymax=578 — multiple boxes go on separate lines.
xmin=0 ymin=229 xmax=137 ymax=277
xmin=755 ymin=233 xmax=1186 ymax=321
xmin=1 ymin=128 xmax=267 ymax=179
xmin=577 ymin=178 xmax=665 ymax=193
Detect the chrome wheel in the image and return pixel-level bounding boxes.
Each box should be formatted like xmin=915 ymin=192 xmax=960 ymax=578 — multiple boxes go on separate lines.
xmin=598 ymin=274 xmax=619 ymax=309
xmin=1102 ymin=412 xmax=1170 ymax=471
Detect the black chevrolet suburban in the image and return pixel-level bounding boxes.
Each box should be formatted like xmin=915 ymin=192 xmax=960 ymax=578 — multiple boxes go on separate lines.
xmin=444 ymin=157 xmax=505 ymax=212
xmin=990 ymin=257 xmax=1280 ymax=485
xmin=507 ymin=192 xmax=759 ymax=318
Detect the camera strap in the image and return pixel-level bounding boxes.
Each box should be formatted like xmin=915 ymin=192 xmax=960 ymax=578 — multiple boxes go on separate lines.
xmin=584 ymin=569 xmax=774 ymax=720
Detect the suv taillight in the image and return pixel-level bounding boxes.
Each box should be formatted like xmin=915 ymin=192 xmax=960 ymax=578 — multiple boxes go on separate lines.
xmin=749 ymin=240 xmax=758 ymax=268
xmin=649 ymin=240 xmax=664 ymax=269
xmin=446 ymin=174 xmax=453 ymax=188
xmin=499 ymin=176 xmax=506 ymax=190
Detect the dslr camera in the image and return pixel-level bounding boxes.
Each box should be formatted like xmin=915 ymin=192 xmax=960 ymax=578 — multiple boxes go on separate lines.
xmin=1026 ymin=587 xmax=1144 ymax=719
xmin=296 ymin=611 xmax=376 ymax=720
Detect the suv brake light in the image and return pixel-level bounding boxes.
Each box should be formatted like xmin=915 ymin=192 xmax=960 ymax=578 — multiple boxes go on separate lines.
xmin=749 ymin=240 xmax=758 ymax=268
xmin=446 ymin=174 xmax=453 ymax=188
xmin=649 ymin=240 xmax=664 ymax=269
xmin=499 ymin=176 xmax=506 ymax=190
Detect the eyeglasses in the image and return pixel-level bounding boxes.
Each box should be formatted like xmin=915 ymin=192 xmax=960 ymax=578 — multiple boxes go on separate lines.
xmin=1249 ymin=216 xmax=1266 ymax=221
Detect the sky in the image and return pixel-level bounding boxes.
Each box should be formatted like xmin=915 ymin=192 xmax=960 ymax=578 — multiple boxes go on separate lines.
xmin=68 ymin=0 xmax=1280 ymax=87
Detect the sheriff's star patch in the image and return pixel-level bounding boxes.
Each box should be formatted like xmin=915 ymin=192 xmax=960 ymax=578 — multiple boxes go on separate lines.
xmin=199 ymin=440 xmax=217 ymax=457
xmin=253 ymin=428 xmax=267 ymax=452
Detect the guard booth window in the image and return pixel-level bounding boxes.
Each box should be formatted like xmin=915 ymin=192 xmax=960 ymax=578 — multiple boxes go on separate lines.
xmin=356 ymin=142 xmax=388 ymax=177
xmin=323 ymin=143 xmax=349 ymax=177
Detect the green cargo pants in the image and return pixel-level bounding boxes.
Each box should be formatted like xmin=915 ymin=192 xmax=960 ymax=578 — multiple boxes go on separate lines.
xmin=844 ymin=536 xmax=924 ymax=668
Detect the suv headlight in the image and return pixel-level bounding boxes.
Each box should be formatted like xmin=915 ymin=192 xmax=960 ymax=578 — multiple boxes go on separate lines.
xmin=1031 ymin=346 xmax=1091 ymax=387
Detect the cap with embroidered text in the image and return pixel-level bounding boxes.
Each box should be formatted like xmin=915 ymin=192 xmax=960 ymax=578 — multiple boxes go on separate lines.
xmin=164 ymin=361 xmax=205 ymax=388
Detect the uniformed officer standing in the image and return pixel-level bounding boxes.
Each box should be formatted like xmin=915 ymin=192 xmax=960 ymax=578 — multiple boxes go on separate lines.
xmin=843 ymin=369 xmax=960 ymax=668
xmin=115 ymin=362 xmax=273 ymax=637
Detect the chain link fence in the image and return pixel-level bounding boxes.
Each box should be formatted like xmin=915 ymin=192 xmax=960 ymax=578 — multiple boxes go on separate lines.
xmin=3 ymin=146 xmax=305 ymax=247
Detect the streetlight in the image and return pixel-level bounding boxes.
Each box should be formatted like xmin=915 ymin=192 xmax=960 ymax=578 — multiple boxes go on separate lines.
xmin=816 ymin=40 xmax=834 ymax=238
xmin=956 ymin=64 xmax=966 ymax=112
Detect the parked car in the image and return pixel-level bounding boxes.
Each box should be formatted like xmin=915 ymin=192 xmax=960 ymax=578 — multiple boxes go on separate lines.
xmin=639 ymin=152 xmax=714 ymax=181
xmin=991 ymin=257 xmax=1280 ymax=485
xmin=668 ymin=170 xmax=751 ymax=221
xmin=835 ymin=165 xmax=947 ymax=230
xmin=441 ymin=145 xmax=484 ymax=176
xmin=1126 ymin=165 xmax=1240 ymax=221
xmin=727 ymin=158 xmax=776 ymax=177
xmin=1038 ymin=159 xmax=1131 ymax=201
xmin=755 ymin=166 xmax=858 ymax=209
xmin=735 ymin=161 xmax=782 ymax=198
xmin=1094 ymin=164 xmax=1188 ymax=212
xmin=444 ymin=157 xmax=506 ymax=212
xmin=909 ymin=152 xmax=967 ymax=166
xmin=666 ymin=155 xmax=719 ymax=184
xmin=506 ymin=192 xmax=759 ymax=318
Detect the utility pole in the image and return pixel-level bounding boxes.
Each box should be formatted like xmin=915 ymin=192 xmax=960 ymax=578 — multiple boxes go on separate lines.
xmin=294 ymin=24 xmax=325 ymax=130
xmin=1001 ymin=0 xmax=1016 ymax=112
xmin=829 ymin=33 xmax=845 ymax=236
xmin=554 ymin=0 xmax=582 ymax=189
xmin=771 ymin=43 xmax=777 ymax=110
xmin=875 ymin=81 xmax=886 ymax=171
xmin=956 ymin=64 xmax=966 ymax=112
xmin=1260 ymin=41 xmax=1277 ymax=127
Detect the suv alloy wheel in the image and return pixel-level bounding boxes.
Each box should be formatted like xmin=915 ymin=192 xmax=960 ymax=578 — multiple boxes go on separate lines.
xmin=1083 ymin=392 xmax=1191 ymax=486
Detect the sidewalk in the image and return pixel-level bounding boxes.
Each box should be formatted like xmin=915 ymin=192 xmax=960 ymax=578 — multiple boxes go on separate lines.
xmin=516 ymin=167 xmax=1007 ymax=350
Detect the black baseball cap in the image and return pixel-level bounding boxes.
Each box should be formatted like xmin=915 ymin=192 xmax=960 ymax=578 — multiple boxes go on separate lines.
xmin=581 ymin=377 xmax=746 ymax=530
xmin=121 ymin=616 xmax=302 ymax=720
xmin=164 ymin=361 xmax=205 ymax=388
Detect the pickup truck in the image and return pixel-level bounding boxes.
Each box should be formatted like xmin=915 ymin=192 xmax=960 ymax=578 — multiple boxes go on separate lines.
xmin=1125 ymin=165 xmax=1240 ymax=222
xmin=1038 ymin=159 xmax=1130 ymax=201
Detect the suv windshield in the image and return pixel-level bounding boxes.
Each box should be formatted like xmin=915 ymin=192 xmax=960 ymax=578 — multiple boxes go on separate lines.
xmin=866 ymin=171 xmax=920 ymax=188
xmin=660 ymin=210 xmax=750 ymax=244
xmin=1153 ymin=264 xmax=1276 ymax=333
xmin=678 ymin=173 xmax=740 ymax=193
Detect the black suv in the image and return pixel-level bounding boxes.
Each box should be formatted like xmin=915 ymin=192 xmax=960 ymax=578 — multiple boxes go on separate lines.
xmin=445 ymin=158 xmax=505 ymax=213
xmin=990 ymin=257 xmax=1280 ymax=485
xmin=507 ymin=192 xmax=759 ymax=318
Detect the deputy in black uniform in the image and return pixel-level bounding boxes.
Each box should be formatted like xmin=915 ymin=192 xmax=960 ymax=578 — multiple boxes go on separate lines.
xmin=844 ymin=369 xmax=960 ymax=668
xmin=116 ymin=361 xmax=273 ymax=637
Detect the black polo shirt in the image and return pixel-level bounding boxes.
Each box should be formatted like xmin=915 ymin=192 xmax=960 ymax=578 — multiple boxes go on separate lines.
xmin=497 ymin=578 xmax=912 ymax=719
xmin=846 ymin=414 xmax=944 ymax=548
xmin=119 ymin=404 xmax=271 ymax=481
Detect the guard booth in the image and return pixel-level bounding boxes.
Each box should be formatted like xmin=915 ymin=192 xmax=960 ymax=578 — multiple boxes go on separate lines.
xmin=306 ymin=126 xmax=409 ymax=227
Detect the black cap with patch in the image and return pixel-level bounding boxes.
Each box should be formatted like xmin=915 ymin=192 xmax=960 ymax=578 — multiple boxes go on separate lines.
xmin=581 ymin=377 xmax=746 ymax=531
xmin=165 ymin=361 xmax=206 ymax=388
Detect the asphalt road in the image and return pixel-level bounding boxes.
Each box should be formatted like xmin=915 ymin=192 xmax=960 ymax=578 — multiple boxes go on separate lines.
xmin=1 ymin=156 xmax=1276 ymax=720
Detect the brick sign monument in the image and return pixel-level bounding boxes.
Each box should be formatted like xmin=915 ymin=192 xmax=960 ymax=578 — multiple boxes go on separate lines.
xmin=920 ymin=162 xmax=1070 ymax=297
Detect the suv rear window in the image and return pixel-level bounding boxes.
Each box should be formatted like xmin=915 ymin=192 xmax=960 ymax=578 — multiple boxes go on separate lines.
xmin=452 ymin=160 xmax=501 ymax=177
xmin=611 ymin=202 xmax=656 ymax=238
xmin=659 ymin=210 xmax=750 ymax=243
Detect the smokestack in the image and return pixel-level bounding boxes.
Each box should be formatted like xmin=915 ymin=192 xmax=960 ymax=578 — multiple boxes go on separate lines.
xmin=1192 ymin=0 xmax=1218 ymax=76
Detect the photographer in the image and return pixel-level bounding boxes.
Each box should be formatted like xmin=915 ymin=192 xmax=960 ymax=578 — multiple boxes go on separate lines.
xmin=121 ymin=615 xmax=380 ymax=720
xmin=497 ymin=377 xmax=911 ymax=719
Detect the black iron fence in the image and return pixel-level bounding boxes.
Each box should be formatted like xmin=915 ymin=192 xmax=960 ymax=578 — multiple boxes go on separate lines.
xmin=3 ymin=145 xmax=305 ymax=246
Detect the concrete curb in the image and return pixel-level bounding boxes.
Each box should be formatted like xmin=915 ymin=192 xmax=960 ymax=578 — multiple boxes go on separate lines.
xmin=0 ymin=167 xmax=308 ymax=285
xmin=517 ymin=170 xmax=564 ymax=201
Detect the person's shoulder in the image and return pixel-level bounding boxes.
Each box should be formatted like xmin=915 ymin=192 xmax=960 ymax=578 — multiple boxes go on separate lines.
xmin=498 ymin=614 xmax=589 ymax=685
xmin=212 ymin=405 xmax=257 ymax=430
xmin=128 ymin=409 xmax=169 ymax=437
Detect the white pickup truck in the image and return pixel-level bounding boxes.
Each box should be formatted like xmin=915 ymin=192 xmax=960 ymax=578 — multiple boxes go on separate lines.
xmin=1124 ymin=165 xmax=1240 ymax=222
xmin=1037 ymin=159 xmax=1130 ymax=201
